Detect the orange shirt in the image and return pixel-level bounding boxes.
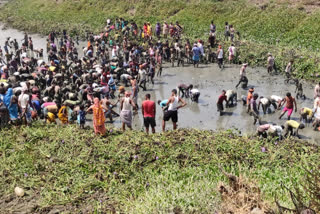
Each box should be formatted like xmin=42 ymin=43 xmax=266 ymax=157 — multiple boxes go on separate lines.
xmin=247 ymin=92 xmax=253 ymax=104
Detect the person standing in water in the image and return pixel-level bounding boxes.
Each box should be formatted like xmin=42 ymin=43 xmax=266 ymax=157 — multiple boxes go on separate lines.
xmin=142 ymin=94 xmax=156 ymax=134
xmin=279 ymin=92 xmax=297 ymax=120
xmin=267 ymin=53 xmax=275 ymax=74
xmin=217 ymin=90 xmax=227 ymax=116
xmin=235 ymin=63 xmax=248 ymax=88
xmin=162 ymin=89 xmax=186 ymax=132
xmin=120 ymin=91 xmax=136 ymax=131
xmin=217 ymin=45 xmax=224 ymax=69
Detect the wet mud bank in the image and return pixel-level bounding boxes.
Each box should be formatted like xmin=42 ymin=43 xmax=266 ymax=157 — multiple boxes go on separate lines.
xmin=0 ymin=24 xmax=319 ymax=144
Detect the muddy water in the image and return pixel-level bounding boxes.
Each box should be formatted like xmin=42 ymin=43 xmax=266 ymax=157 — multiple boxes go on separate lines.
xmin=1 ymin=24 xmax=319 ymax=143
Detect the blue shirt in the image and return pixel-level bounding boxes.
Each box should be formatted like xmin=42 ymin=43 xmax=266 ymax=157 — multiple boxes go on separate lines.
xmin=160 ymin=99 xmax=168 ymax=108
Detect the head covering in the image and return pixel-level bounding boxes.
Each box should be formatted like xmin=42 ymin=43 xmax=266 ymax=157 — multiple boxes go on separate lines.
xmin=243 ymin=63 xmax=248 ymax=66
xmin=119 ymin=86 xmax=125 ymax=92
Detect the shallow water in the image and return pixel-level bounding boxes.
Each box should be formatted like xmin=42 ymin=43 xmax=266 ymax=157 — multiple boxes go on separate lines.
xmin=1 ymin=24 xmax=319 ymax=144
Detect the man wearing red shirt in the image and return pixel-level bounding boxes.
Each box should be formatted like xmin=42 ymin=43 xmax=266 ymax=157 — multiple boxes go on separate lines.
xmin=217 ymin=90 xmax=227 ymax=116
xmin=142 ymin=94 xmax=156 ymax=134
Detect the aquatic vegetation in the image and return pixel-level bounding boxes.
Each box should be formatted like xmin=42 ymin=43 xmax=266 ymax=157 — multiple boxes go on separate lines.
xmin=0 ymin=123 xmax=319 ymax=212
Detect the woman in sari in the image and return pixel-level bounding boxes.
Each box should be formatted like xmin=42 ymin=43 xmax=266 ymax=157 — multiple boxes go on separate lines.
xmin=87 ymin=98 xmax=108 ymax=135
xmin=58 ymin=103 xmax=68 ymax=124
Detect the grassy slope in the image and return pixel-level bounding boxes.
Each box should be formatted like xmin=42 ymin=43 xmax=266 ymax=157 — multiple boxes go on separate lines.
xmin=1 ymin=0 xmax=320 ymax=78
xmin=0 ymin=123 xmax=319 ymax=212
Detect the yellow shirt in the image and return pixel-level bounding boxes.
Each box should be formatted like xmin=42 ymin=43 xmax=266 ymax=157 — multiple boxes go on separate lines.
xmin=303 ymin=108 xmax=313 ymax=117
xmin=286 ymin=120 xmax=300 ymax=129
xmin=46 ymin=112 xmax=56 ymax=124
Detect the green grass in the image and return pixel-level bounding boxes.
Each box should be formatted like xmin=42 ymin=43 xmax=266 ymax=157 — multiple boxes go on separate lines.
xmin=0 ymin=123 xmax=319 ymax=212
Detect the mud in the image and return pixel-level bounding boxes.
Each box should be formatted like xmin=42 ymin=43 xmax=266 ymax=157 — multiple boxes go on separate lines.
xmin=1 ymin=24 xmax=319 ymax=144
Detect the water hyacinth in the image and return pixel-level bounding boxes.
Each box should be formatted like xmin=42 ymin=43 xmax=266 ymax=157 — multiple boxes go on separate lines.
xmin=24 ymin=173 xmax=28 ymax=177
xmin=261 ymin=147 xmax=266 ymax=153
xmin=155 ymin=156 xmax=159 ymax=160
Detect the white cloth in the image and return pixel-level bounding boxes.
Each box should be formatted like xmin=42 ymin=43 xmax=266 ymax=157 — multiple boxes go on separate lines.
xmin=271 ymin=95 xmax=282 ymax=102
xmin=228 ymin=46 xmax=236 ymax=56
xmin=217 ymin=49 xmax=223 ymax=59
xmin=18 ymin=93 xmax=29 ymax=108
xmin=260 ymin=98 xmax=269 ymax=105
xmin=139 ymin=69 xmax=147 ymax=81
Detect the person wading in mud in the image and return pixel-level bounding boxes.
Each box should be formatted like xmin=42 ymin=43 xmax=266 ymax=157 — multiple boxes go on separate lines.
xmin=162 ymin=89 xmax=186 ymax=132
xmin=267 ymin=53 xmax=275 ymax=74
xmin=235 ymin=63 xmax=248 ymax=88
xmin=279 ymin=92 xmax=297 ymax=120
xmin=217 ymin=90 xmax=227 ymax=116
xmin=217 ymin=45 xmax=224 ymax=69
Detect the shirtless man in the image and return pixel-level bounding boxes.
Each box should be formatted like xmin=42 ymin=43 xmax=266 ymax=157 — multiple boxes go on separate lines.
xmin=162 ymin=89 xmax=186 ymax=131
xmin=267 ymin=53 xmax=274 ymax=74
xmin=279 ymin=92 xmax=297 ymax=120
xmin=101 ymin=96 xmax=119 ymax=123
xmin=178 ymin=83 xmax=193 ymax=98
xmin=235 ymin=63 xmax=248 ymax=88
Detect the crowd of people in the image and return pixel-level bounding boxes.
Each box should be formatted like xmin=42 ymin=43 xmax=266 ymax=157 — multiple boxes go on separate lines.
xmin=0 ymin=18 xmax=319 ymax=139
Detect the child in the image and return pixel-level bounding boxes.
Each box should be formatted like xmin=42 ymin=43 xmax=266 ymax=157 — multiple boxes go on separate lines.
xmin=77 ymin=105 xmax=86 ymax=129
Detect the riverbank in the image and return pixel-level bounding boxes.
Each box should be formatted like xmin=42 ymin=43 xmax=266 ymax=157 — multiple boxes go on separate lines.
xmin=1 ymin=0 xmax=320 ymax=79
xmin=0 ymin=123 xmax=319 ymax=212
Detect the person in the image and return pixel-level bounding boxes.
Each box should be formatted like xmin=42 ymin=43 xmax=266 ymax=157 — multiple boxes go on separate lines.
xmin=217 ymin=45 xmax=224 ymax=69
xmin=120 ymin=91 xmax=135 ymax=131
xmin=142 ymin=94 xmax=156 ymax=134
xmin=267 ymin=124 xmax=284 ymax=139
xmin=224 ymin=22 xmax=230 ymax=41
xmin=295 ymin=80 xmax=305 ymax=99
xmin=178 ymin=84 xmax=193 ymax=98
xmin=101 ymin=96 xmax=119 ymax=123
xmin=138 ymin=65 xmax=147 ymax=91
xmin=283 ymin=120 xmax=305 ymax=138
xmin=228 ymin=43 xmax=236 ymax=63
xmin=256 ymin=124 xmax=271 ymax=138
xmin=87 ymin=98 xmax=107 ymax=135
xmin=299 ymin=107 xmax=313 ymax=124
xmin=217 ymin=90 xmax=227 ymax=116
xmin=120 ymin=73 xmax=132 ymax=87
xmin=158 ymin=99 xmax=169 ymax=111
xmin=8 ymin=94 xmax=19 ymax=124
xmin=267 ymin=53 xmax=274 ymax=74
xmin=314 ymin=82 xmax=320 ymax=99
xmin=192 ymin=43 xmax=201 ymax=68
xmin=226 ymin=90 xmax=237 ymax=107
xmin=18 ymin=87 xmax=31 ymax=125
xmin=242 ymin=87 xmax=254 ymax=112
xmin=235 ymin=63 xmax=248 ymax=88
xmin=250 ymin=93 xmax=261 ymax=125
xmin=210 ymin=21 xmax=216 ymax=33
xmin=58 ymin=103 xmax=69 ymax=124
xmin=162 ymin=89 xmax=186 ymax=131
xmin=285 ymin=60 xmax=293 ymax=80
xmin=279 ymin=92 xmax=297 ymax=120
xmin=270 ymin=95 xmax=283 ymax=109
xmin=312 ymin=102 xmax=320 ymax=131
xmin=45 ymin=112 xmax=56 ymax=124
xmin=190 ymin=88 xmax=200 ymax=102
xmin=258 ymin=96 xmax=272 ymax=114
xmin=77 ymin=105 xmax=86 ymax=129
